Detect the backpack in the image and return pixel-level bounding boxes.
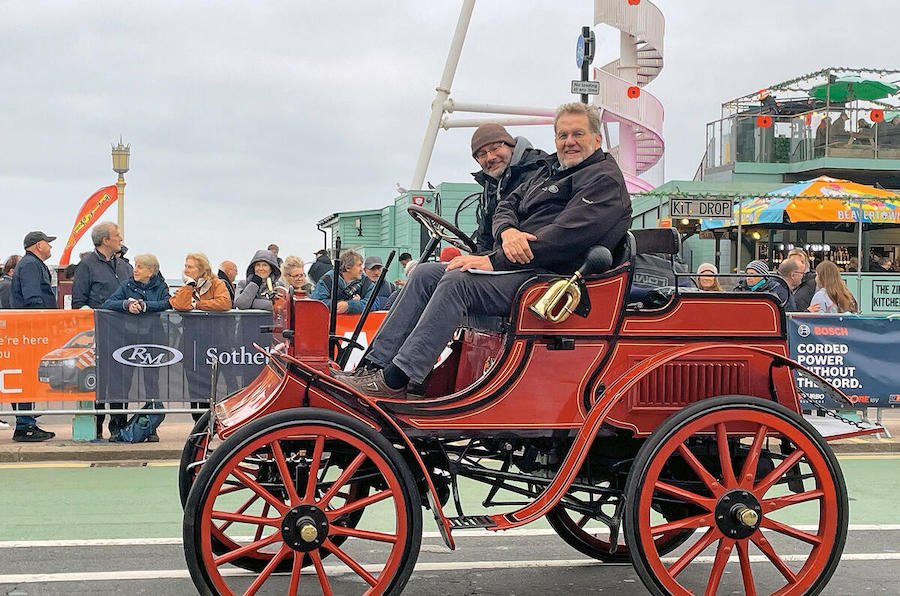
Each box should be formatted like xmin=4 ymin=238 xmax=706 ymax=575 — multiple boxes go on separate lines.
xmin=115 ymin=402 xmax=166 ymax=443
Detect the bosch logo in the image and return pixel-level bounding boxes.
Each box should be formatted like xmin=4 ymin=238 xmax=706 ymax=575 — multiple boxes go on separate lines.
xmin=797 ymin=324 xmax=811 ymax=338
xmin=112 ymin=344 xmax=183 ymax=368
xmin=813 ymin=326 xmax=848 ymax=336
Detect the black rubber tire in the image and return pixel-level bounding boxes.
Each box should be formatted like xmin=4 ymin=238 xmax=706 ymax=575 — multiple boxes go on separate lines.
xmin=624 ymin=395 xmax=848 ymax=596
xmin=183 ymin=407 xmax=422 ymax=596
xmin=79 ymin=368 xmax=97 ymax=392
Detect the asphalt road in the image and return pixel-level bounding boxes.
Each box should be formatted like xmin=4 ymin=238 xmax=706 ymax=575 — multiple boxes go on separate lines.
xmin=0 ymin=455 xmax=898 ymax=595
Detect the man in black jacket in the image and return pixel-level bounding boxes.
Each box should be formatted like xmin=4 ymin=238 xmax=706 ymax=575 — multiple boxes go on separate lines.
xmin=307 ymin=250 xmax=332 ymax=285
xmin=470 ymin=123 xmax=548 ymax=252
xmin=341 ymin=103 xmax=632 ymax=398
xmin=10 ymin=231 xmax=58 ymax=441
xmin=786 ymin=248 xmax=816 ymax=311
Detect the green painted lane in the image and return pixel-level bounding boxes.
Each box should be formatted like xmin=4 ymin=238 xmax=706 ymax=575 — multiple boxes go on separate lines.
xmin=0 ymin=456 xmax=896 ymax=542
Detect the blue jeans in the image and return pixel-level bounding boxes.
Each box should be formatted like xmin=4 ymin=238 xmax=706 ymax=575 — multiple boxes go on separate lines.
xmin=13 ymin=402 xmax=37 ymax=430
xmin=367 ymin=262 xmax=533 ymax=384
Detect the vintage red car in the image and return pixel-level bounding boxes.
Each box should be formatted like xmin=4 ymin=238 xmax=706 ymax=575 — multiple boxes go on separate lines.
xmin=179 ymin=209 xmax=881 ymax=595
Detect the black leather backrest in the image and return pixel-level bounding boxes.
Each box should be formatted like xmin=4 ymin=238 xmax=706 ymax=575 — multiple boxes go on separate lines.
xmin=610 ymin=231 xmax=636 ymax=268
xmin=631 ymin=228 xmax=680 ymax=256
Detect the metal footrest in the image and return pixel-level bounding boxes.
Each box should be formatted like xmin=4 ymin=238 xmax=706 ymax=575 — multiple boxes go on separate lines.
xmin=447 ymin=515 xmax=497 ymax=529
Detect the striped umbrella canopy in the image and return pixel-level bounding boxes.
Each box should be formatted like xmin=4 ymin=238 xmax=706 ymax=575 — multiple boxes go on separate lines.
xmin=702 ymin=176 xmax=900 ymax=230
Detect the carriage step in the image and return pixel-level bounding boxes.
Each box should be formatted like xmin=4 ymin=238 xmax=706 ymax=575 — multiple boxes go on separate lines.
xmin=447 ymin=515 xmax=497 ymax=529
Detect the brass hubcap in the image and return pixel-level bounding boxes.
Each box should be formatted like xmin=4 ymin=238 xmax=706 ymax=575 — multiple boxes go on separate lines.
xmin=300 ymin=522 xmax=319 ymax=542
xmin=735 ymin=506 xmax=759 ymax=528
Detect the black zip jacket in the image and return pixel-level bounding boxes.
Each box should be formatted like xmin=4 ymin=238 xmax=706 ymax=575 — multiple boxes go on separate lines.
xmin=488 ymin=150 xmax=632 ymax=274
xmin=72 ymin=250 xmax=133 ymax=309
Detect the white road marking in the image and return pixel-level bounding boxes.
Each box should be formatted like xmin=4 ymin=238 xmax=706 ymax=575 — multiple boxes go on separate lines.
xmin=1 ymin=553 xmax=900 ymax=584
xmin=2 ymin=524 xmax=898 ymax=549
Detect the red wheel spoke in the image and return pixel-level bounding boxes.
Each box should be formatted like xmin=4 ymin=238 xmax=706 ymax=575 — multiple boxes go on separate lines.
xmin=213 ymin=532 xmax=282 ymax=566
xmin=254 ymin=502 xmax=271 ymax=541
xmin=677 ymin=443 xmax=724 ymax=497
xmin=210 ymin=509 xmax=279 ymax=528
xmin=761 ymin=517 xmax=823 ymax=545
xmin=270 ymin=439 xmax=301 ymax=506
xmin=329 ymin=525 xmax=398 ymax=544
xmin=323 ymin=538 xmax=378 ymax=587
xmin=655 ymin=481 xmax=716 ymax=511
xmin=216 ymin=482 xmax=248 ymax=497
xmin=215 ymin=494 xmax=259 ymax=532
xmin=288 ymin=551 xmax=303 ymax=595
xmin=716 ymin=422 xmax=737 ymax=488
xmin=751 ymin=532 xmax=797 ymax=583
xmin=754 ymin=449 xmax=804 ymax=495
xmin=318 ymin=452 xmax=367 ymax=508
xmin=667 ymin=526 xmax=719 ymax=578
xmin=304 ymin=435 xmax=326 ymax=503
xmin=327 ymin=488 xmax=393 ymax=519
xmin=310 ymin=550 xmax=334 ymax=596
xmin=244 ymin=545 xmax=290 ymax=596
xmin=736 ymin=540 xmax=757 ymax=596
xmin=739 ymin=424 xmax=768 ymax=489
xmin=651 ymin=512 xmax=711 ymax=536
xmin=231 ymin=467 xmax=290 ymax=515
xmin=705 ymin=538 xmax=734 ymax=596
xmin=762 ymin=489 xmax=824 ymax=514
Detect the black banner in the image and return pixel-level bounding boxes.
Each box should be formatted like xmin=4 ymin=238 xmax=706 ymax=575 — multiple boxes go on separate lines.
xmin=94 ymin=310 xmax=273 ymax=404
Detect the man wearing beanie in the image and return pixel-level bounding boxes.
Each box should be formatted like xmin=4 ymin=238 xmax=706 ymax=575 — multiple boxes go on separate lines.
xmin=735 ymin=259 xmax=793 ymax=308
xmin=470 ymin=123 xmax=548 ymax=253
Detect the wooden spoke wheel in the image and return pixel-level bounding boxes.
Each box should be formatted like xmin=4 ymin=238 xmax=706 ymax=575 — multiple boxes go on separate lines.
xmin=624 ymin=396 xmax=847 ymax=596
xmin=547 ymin=483 xmax=691 ymax=563
xmin=183 ymin=408 xmax=421 ymax=595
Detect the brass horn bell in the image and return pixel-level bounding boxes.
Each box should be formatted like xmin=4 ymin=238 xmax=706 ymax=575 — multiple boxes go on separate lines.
xmin=529 ymin=272 xmax=583 ymax=323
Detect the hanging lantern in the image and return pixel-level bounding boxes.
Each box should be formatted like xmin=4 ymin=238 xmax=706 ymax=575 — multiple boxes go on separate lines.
xmin=628 ymin=0 xmax=640 ymax=5
xmin=805 ymin=112 xmax=813 ymax=125
xmin=757 ymin=115 xmax=773 ymax=128
xmin=627 ymin=86 xmax=641 ymax=99
xmin=870 ymin=109 xmax=884 ymax=123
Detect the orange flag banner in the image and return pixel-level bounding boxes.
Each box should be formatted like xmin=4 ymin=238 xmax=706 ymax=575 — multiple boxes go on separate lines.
xmin=59 ymin=185 xmax=118 ymax=266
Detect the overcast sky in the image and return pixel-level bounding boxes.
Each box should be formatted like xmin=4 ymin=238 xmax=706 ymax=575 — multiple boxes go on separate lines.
xmin=2 ymin=0 xmax=897 ymax=278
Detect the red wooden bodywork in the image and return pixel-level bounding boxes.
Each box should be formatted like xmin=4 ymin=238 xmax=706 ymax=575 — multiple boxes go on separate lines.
xmin=211 ymin=257 xmax=878 ymax=540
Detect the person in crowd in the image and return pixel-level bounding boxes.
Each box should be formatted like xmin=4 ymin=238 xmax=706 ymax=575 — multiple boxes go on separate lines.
xmin=395 ymin=252 xmax=413 ymax=287
xmin=217 ymin=260 xmax=238 ymax=301
xmin=171 ymin=253 xmax=232 ymax=420
xmin=695 ymin=262 xmax=722 ymax=291
xmin=776 ymin=258 xmax=806 ymax=312
xmin=0 ymin=255 xmax=21 ymax=308
xmin=72 ymin=221 xmax=133 ymax=309
xmin=363 ymin=256 xmax=394 ymax=304
xmin=735 ymin=259 xmax=794 ymax=309
xmin=70 ymin=222 xmax=134 ymax=436
xmin=814 ymin=115 xmax=831 ymax=155
xmin=282 ymin=256 xmax=313 ymax=294
xmin=308 ymin=249 xmax=332 ymax=285
xmin=234 ymin=250 xmax=284 ymax=311
xmin=339 ymin=102 xmax=632 ymax=398
xmin=9 ymin=231 xmax=58 ymax=441
xmin=267 ymin=243 xmax=283 ymax=267
xmin=101 ymin=254 xmax=171 ymax=442
xmin=846 ymin=257 xmax=859 ymax=272
xmin=311 ymin=250 xmax=379 ymax=313
xmin=470 ymin=123 xmax=549 ymax=253
xmin=830 ymin=111 xmax=850 ymax=145
xmin=786 ymin=248 xmax=816 ymax=311
xmin=810 ymin=260 xmax=858 ymax=313
xmin=881 ymin=256 xmax=894 ymax=272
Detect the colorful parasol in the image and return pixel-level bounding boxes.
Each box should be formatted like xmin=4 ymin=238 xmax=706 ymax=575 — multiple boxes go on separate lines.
xmin=701 ymin=176 xmax=900 ymax=230
xmin=809 ymin=76 xmax=899 ymax=103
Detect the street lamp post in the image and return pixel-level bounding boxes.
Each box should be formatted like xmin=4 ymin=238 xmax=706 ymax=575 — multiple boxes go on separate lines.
xmin=111 ymin=139 xmax=130 ymax=237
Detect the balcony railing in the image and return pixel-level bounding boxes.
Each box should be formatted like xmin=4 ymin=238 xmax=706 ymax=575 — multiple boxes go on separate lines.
xmin=704 ymin=107 xmax=900 ymax=170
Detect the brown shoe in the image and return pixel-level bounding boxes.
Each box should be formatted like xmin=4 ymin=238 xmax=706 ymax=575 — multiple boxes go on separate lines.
xmin=332 ymin=364 xmax=378 ymax=380
xmin=341 ymin=369 xmax=407 ymax=399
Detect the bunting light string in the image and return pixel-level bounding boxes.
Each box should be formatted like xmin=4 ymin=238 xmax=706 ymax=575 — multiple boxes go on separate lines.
xmin=724 ymin=67 xmax=900 ymax=106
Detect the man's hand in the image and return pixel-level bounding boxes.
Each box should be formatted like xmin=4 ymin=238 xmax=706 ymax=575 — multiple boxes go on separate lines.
xmin=127 ymin=300 xmax=142 ymax=314
xmin=500 ymin=228 xmax=537 ymax=264
xmin=446 ymin=254 xmax=493 ymax=272
xmin=336 ymin=300 xmax=350 ymax=314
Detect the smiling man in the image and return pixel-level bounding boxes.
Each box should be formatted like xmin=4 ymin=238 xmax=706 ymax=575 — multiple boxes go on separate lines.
xmin=470 ymin=123 xmax=548 ymax=253
xmin=340 ymin=102 xmax=631 ymax=399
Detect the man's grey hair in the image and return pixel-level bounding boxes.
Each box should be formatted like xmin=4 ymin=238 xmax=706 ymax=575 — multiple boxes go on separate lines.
xmin=339 ymin=250 xmax=362 ymax=272
xmin=91 ymin=221 xmax=118 ymax=247
xmin=777 ymin=258 xmax=800 ymax=278
xmin=555 ymin=102 xmax=602 ymax=135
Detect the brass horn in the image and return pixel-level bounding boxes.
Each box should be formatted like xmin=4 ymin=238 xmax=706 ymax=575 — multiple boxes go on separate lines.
xmin=529 ymin=272 xmax=583 ymax=323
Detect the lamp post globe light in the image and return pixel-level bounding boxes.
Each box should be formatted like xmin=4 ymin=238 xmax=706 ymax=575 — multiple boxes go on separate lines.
xmin=111 ymin=138 xmax=130 ymax=236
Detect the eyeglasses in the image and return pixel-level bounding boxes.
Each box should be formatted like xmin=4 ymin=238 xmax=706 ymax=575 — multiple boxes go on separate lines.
xmin=284 ymin=272 xmax=306 ymax=279
xmin=556 ymin=130 xmax=588 ymax=142
xmin=475 ymin=142 xmax=506 ymax=161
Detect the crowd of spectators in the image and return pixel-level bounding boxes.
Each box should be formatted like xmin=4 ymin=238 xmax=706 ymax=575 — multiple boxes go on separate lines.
xmin=0 ymin=222 xmax=409 ymax=442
